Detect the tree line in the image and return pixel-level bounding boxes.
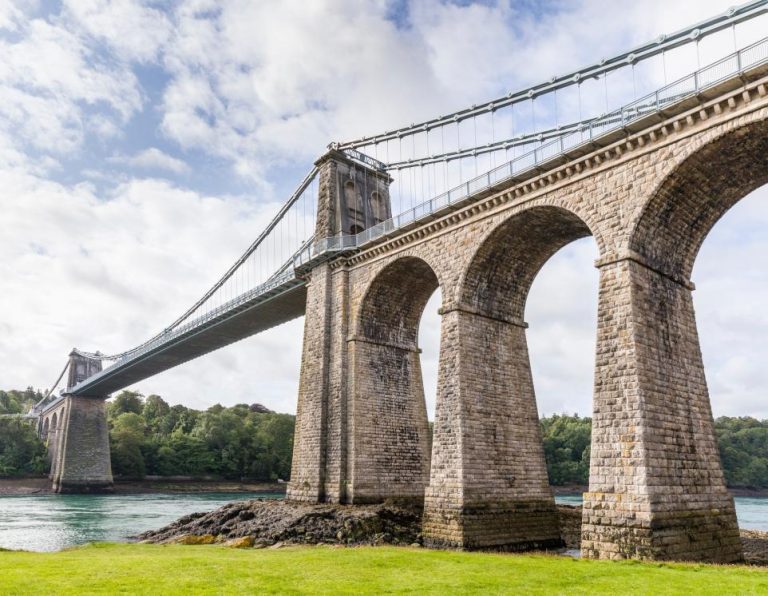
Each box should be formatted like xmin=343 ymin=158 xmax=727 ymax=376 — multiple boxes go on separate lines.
xmin=107 ymin=391 xmax=294 ymax=481
xmin=0 ymin=388 xmax=294 ymax=482
xmin=0 ymin=388 xmax=48 ymax=476
xmin=4 ymin=387 xmax=768 ymax=489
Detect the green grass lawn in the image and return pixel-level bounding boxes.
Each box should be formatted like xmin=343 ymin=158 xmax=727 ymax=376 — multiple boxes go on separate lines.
xmin=1 ymin=543 xmax=767 ymax=595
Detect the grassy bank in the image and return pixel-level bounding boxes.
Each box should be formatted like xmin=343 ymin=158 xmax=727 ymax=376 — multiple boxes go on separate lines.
xmin=1 ymin=544 xmax=768 ymax=595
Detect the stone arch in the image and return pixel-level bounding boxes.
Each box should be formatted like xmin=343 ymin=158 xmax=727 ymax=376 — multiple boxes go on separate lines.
xmin=357 ymin=256 xmax=440 ymax=346
xmin=424 ymin=204 xmax=597 ymax=551
xmin=577 ymin=121 xmax=768 ymax=563
xmin=348 ymin=255 xmax=440 ymax=504
xmin=50 ymin=412 xmax=58 ymax=432
xmin=629 ymin=119 xmax=768 ymax=280
xmin=459 ymin=204 xmax=595 ymax=321
xmin=42 ymin=417 xmax=50 ymax=440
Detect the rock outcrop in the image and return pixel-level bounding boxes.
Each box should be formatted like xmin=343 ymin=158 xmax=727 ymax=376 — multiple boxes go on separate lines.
xmin=137 ymin=499 xmax=422 ymax=547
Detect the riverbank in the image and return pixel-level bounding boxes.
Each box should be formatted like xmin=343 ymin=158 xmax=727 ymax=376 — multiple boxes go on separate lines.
xmin=6 ymin=477 xmax=768 ymax=498
xmin=3 ymin=543 xmax=768 ymax=594
xmin=139 ymin=499 xmax=768 ymax=566
xmin=0 ymin=477 xmax=285 ymax=495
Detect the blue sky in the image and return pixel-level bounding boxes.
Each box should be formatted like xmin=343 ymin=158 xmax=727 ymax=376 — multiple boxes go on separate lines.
xmin=1 ymin=0 xmax=767 ymax=419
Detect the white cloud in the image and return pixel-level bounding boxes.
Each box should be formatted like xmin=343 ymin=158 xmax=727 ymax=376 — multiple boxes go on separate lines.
xmin=62 ymin=0 xmax=172 ymax=63
xmin=1 ymin=0 xmax=767 ymax=423
xmin=110 ymin=148 xmax=190 ymax=175
xmin=0 ymin=11 xmax=142 ymax=167
xmin=0 ymin=167 xmax=299 ymax=411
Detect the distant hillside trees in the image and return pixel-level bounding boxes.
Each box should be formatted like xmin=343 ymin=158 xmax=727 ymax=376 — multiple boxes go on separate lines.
xmin=0 ymin=388 xmax=47 ymax=476
xmin=4 ymin=386 xmax=768 ymax=489
xmin=107 ymin=391 xmax=295 ymax=481
xmin=540 ymin=414 xmax=592 ymax=486
xmin=716 ymin=417 xmax=768 ymax=488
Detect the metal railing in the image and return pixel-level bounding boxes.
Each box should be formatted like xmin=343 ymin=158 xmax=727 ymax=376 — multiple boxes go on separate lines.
xmin=306 ymin=36 xmax=768 ymax=262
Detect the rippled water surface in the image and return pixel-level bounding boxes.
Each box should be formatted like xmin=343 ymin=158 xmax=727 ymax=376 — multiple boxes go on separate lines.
xmin=555 ymin=494 xmax=768 ymax=531
xmin=0 ymin=492 xmax=283 ymax=552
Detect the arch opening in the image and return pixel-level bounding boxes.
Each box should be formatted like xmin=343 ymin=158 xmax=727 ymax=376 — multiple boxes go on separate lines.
xmin=350 ymin=256 xmax=440 ymax=504
xmin=424 ymin=204 xmax=598 ymax=551
xmin=461 ymin=206 xmax=593 ymax=322
xmin=694 ymin=182 xmax=768 ymax=493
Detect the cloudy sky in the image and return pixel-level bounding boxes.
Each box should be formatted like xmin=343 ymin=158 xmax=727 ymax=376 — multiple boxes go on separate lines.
xmin=1 ymin=0 xmax=766 ymax=419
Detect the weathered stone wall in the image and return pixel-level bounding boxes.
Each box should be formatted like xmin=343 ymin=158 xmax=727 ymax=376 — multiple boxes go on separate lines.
xmin=41 ymin=400 xmax=67 ymax=480
xmin=52 ymin=396 xmax=113 ymax=493
xmin=289 ymin=72 xmax=768 ymax=561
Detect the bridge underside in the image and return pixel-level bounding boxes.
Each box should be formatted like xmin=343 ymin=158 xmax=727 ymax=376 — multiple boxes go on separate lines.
xmin=72 ymin=283 xmax=307 ymax=397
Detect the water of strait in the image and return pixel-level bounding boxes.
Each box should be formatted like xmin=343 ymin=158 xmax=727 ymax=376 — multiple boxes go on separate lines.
xmin=0 ymin=492 xmax=283 ymax=552
xmin=0 ymin=493 xmax=766 ymax=552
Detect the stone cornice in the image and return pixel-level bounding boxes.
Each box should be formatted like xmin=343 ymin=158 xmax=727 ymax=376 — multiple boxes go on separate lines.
xmin=346 ymin=335 xmax=421 ymax=353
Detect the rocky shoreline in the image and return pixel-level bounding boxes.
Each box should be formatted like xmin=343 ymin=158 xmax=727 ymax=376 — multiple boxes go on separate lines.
xmin=137 ymin=499 xmax=423 ymax=548
xmin=138 ymin=500 xmax=768 ymax=565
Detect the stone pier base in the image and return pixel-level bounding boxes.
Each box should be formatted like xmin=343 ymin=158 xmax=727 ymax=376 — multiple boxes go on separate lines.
xmin=423 ymin=499 xmax=563 ymax=551
xmin=52 ymin=395 xmax=113 ymax=494
xmin=581 ymin=492 xmax=742 ymax=562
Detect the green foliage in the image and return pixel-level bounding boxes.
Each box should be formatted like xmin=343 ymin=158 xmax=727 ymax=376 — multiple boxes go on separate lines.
xmin=0 ymin=418 xmax=46 ymax=476
xmin=0 ymin=387 xmax=46 ymax=476
xmin=715 ymin=417 xmax=768 ymax=488
xmin=107 ymin=391 xmax=294 ymax=481
xmin=2 ymin=544 xmax=768 ymax=595
xmin=540 ymin=414 xmax=592 ymax=486
xmin=0 ymin=387 xmax=43 ymax=415
xmin=108 ymin=391 xmax=143 ymax=418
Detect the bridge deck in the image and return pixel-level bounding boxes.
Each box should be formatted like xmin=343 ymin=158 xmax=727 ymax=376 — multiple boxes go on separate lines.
xmin=70 ymin=279 xmax=306 ymax=397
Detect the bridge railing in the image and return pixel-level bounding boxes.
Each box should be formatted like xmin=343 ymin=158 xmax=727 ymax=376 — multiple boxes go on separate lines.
xmin=338 ymin=1 xmax=768 ymax=217
xmin=302 ymin=35 xmax=768 ymax=263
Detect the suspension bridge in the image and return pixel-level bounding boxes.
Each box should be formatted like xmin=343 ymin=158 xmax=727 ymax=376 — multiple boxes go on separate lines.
xmin=34 ymin=1 xmax=768 ymax=562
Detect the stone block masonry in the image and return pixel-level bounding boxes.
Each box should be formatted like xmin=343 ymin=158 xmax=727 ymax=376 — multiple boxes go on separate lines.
xmin=52 ymin=395 xmax=113 ymax=494
xmin=289 ymin=71 xmax=768 ymax=561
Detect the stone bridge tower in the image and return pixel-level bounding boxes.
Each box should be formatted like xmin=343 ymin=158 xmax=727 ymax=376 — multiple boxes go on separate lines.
xmin=48 ymin=351 xmax=113 ymax=493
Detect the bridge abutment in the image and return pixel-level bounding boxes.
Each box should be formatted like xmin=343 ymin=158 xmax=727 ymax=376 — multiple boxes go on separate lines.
xmin=423 ymin=307 xmax=562 ymax=550
xmin=582 ymin=258 xmax=741 ymax=562
xmin=52 ymin=395 xmax=113 ymax=494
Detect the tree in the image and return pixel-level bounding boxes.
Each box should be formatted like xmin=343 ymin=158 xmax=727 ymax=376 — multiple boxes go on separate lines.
xmin=109 ymin=391 xmax=144 ymax=418
xmin=540 ymin=414 xmax=592 ymax=485
xmin=110 ymin=412 xmax=147 ymax=478
xmin=0 ymin=419 xmax=46 ymax=476
xmin=142 ymin=394 xmax=171 ymax=433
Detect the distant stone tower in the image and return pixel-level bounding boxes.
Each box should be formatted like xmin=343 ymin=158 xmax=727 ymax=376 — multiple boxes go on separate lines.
xmin=49 ymin=350 xmax=113 ymax=493
xmin=313 ymin=146 xmax=392 ymax=239
xmin=67 ymin=350 xmax=103 ymax=389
